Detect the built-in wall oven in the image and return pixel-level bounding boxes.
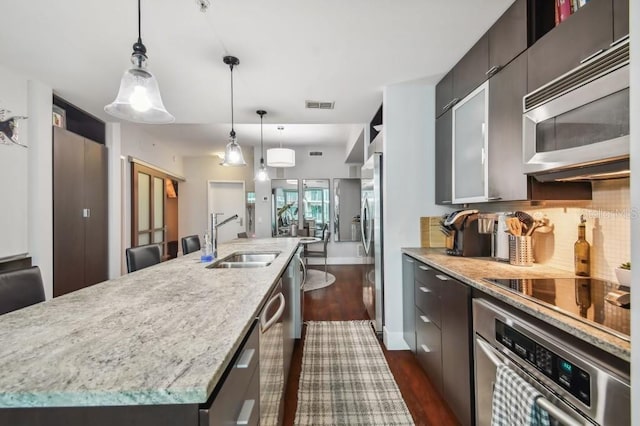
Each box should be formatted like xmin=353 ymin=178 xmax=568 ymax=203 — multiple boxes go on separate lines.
xmin=473 ymin=299 xmax=630 ymax=426
xmin=522 ymin=39 xmax=629 ymax=181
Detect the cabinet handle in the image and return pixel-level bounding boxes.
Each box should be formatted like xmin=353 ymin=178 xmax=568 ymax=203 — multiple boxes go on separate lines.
xmin=435 ymin=274 xmax=449 ymax=281
xmin=420 ymin=315 xmax=430 ymax=324
xmin=580 ymin=48 xmax=606 ymax=64
xmin=419 ymin=286 xmax=431 ymax=293
xmin=481 ymin=146 xmax=486 ymax=165
xmin=485 ymin=65 xmax=501 ymax=77
xmin=260 ymin=292 xmax=285 ymax=333
xmin=236 ymin=348 xmax=255 ymax=369
xmin=487 ymin=196 xmax=502 ymax=201
xmin=421 ymin=344 xmax=431 ymax=353
xmin=418 ymin=265 xmax=430 ymax=271
xmin=440 ymin=200 xmax=452 ymax=204
xmin=442 ymin=97 xmax=460 ymax=112
xmin=298 ymin=254 xmax=307 ymax=290
xmin=610 ymin=35 xmax=629 ymax=47
xmin=406 ymin=259 xmax=414 ymax=264
xmin=82 ymin=208 xmax=91 ymax=218
xmin=236 ymin=399 xmax=255 ymax=425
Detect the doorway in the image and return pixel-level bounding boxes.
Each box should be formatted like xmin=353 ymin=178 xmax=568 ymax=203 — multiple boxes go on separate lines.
xmin=208 ymin=181 xmax=246 ymax=243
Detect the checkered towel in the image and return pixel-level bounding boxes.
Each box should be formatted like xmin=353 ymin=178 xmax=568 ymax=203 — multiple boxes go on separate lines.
xmin=491 ymin=364 xmax=550 ymax=426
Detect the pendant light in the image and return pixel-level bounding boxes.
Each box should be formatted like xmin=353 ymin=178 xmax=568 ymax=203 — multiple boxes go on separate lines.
xmin=254 ymin=110 xmax=270 ymax=181
xmin=104 ymin=0 xmax=174 ymax=124
xmin=267 ymin=126 xmax=295 ymax=167
xmin=221 ymin=56 xmax=247 ymax=167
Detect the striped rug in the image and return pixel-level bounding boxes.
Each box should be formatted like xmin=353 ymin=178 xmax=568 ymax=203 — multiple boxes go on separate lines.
xmin=295 ymin=321 xmax=414 ymax=425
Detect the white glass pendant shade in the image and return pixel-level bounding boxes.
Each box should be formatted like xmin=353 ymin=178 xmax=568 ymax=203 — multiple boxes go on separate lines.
xmin=221 ymin=136 xmax=246 ymax=166
xmin=105 ymin=54 xmax=174 ymax=124
xmin=266 ymin=148 xmax=296 ymax=167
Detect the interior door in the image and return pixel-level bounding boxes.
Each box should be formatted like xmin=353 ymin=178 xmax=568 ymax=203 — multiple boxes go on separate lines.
xmin=208 ymin=181 xmax=245 ymax=243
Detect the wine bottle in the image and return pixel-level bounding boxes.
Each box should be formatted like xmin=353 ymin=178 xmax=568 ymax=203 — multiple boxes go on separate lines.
xmin=574 ymin=215 xmax=590 ymax=276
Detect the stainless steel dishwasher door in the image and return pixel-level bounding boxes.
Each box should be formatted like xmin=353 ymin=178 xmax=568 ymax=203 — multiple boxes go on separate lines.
xmin=259 ymin=280 xmax=285 ymax=426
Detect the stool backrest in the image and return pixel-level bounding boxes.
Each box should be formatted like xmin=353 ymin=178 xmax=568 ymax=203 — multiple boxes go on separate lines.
xmin=126 ymin=244 xmax=162 ymax=273
xmin=0 ymin=266 xmax=45 ymax=315
xmin=181 ymin=235 xmax=201 ymax=255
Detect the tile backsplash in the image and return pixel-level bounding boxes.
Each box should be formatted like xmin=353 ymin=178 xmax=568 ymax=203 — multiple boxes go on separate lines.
xmin=525 ymin=178 xmax=630 ymax=282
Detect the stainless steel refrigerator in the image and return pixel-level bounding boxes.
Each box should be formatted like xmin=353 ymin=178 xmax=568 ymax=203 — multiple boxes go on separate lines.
xmin=361 ymin=152 xmax=383 ymax=335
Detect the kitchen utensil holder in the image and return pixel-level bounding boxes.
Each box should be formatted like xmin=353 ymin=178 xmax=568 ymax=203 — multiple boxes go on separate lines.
xmin=509 ymin=235 xmax=533 ymax=266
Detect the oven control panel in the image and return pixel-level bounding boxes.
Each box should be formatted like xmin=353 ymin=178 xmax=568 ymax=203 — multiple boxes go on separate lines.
xmin=496 ymin=319 xmax=591 ymax=406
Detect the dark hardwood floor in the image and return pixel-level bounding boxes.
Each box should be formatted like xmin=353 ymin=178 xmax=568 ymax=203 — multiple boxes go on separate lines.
xmin=283 ymin=265 xmax=459 ymax=426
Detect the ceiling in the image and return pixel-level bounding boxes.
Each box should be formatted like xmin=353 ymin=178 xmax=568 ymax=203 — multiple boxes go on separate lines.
xmin=0 ymin=0 xmax=513 ymax=155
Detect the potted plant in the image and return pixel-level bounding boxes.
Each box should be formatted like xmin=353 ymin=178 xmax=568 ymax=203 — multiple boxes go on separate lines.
xmin=615 ymin=262 xmax=631 ymax=287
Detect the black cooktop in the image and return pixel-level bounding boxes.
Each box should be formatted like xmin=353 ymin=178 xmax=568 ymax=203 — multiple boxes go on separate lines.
xmin=484 ymin=278 xmax=630 ymax=341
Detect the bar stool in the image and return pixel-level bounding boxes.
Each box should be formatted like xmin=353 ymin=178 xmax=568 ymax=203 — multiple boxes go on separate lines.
xmin=181 ymin=235 xmax=201 ymax=255
xmin=304 ymin=231 xmax=331 ymax=280
xmin=0 ymin=266 xmax=45 ymax=315
xmin=125 ymin=244 xmax=162 ymax=273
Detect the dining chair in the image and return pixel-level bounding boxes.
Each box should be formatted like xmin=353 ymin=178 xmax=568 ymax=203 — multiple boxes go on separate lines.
xmin=0 ymin=266 xmax=45 ymax=315
xmin=125 ymin=244 xmax=162 ymax=273
xmin=304 ymin=231 xmax=331 ymax=280
xmin=181 ymin=235 xmax=201 ymax=255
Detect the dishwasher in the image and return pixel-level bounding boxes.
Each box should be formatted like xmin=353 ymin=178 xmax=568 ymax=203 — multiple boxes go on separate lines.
xmin=259 ymin=279 xmax=285 ymax=426
xmin=473 ymin=299 xmax=630 ymax=426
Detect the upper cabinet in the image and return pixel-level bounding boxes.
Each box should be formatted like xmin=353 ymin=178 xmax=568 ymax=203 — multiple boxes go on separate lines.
xmin=527 ymin=0 xmax=616 ymax=92
xmin=435 ymin=0 xmax=527 ymax=119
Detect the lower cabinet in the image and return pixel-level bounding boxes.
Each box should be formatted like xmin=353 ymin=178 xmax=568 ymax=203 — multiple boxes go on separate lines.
xmin=403 ymin=255 xmax=474 ymax=426
xmin=200 ymin=320 xmax=261 ymax=425
xmin=402 ymin=255 xmax=416 ymax=352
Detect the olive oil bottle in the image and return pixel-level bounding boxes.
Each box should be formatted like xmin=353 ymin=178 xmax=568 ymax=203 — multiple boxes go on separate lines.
xmin=574 ymin=215 xmax=590 ymax=276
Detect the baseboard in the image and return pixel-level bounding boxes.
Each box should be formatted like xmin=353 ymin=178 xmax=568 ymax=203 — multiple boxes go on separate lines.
xmin=383 ymin=327 xmax=410 ymax=350
xmin=305 ymin=257 xmax=370 ymax=265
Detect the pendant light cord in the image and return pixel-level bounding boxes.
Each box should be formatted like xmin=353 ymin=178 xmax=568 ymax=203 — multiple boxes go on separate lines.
xmin=137 ymin=0 xmax=142 ymax=43
xmin=230 ymin=64 xmax=235 ymax=137
xmin=260 ymin=114 xmax=264 ymax=158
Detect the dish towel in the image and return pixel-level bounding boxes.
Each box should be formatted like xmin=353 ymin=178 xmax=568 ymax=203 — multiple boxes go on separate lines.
xmin=491 ymin=364 xmax=551 ymax=426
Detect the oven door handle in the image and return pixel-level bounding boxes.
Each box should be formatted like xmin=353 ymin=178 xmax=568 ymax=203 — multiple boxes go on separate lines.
xmin=475 ymin=338 xmax=584 ymax=426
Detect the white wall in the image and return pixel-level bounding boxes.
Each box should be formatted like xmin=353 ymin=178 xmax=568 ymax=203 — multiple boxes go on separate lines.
xmin=382 ymin=80 xmax=451 ymax=349
xmin=179 ymin=153 xmax=255 ymax=247
xmin=254 ymin=144 xmax=365 ymax=263
xmin=629 ymin=2 xmax=638 ymax=422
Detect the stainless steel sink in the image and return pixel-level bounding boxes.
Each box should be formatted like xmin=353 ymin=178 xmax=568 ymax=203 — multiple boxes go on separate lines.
xmin=207 ymin=251 xmax=280 ymax=269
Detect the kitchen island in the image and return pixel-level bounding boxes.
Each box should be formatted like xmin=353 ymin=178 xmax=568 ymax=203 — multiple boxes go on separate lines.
xmin=402 ymin=247 xmax=630 ymax=361
xmin=0 ymin=237 xmax=300 ymax=415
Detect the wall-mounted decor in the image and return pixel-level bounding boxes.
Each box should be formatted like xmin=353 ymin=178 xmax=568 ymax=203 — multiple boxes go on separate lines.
xmin=52 ymin=104 xmax=66 ymax=129
xmin=0 ymin=109 xmax=28 ymax=148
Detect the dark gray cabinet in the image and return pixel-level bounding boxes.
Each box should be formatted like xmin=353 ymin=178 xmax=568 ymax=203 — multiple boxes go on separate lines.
xmin=453 ymin=34 xmax=489 ymax=101
xmin=53 ymin=126 xmax=108 ymax=297
xmin=527 ymin=0 xmax=613 ymax=92
xmin=403 ymin=256 xmax=474 ymax=425
xmin=435 ymin=110 xmax=452 ymax=205
xmin=487 ymin=53 xmax=528 ymax=202
xmin=402 ymin=255 xmax=416 ymax=353
xmin=613 ymin=0 xmax=629 ymax=41
xmin=488 ymin=0 xmax=527 ymax=74
xmin=440 ymin=276 xmax=473 ymax=426
xmin=435 ymin=71 xmax=453 ymax=119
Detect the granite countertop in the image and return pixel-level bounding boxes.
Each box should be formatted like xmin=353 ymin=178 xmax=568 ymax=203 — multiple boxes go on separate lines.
xmin=401 ymin=248 xmax=630 ymax=362
xmin=0 ymin=238 xmax=301 ymax=408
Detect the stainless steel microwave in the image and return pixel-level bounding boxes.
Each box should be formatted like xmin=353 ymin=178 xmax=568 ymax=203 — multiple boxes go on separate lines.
xmin=522 ymin=39 xmax=629 ymax=181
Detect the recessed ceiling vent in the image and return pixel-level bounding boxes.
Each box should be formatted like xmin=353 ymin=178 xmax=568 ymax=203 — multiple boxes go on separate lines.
xmin=305 ymin=100 xmax=335 ymax=110
xmin=309 ymin=151 xmax=323 ymax=157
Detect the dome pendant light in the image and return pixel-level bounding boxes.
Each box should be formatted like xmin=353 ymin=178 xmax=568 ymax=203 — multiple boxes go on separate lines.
xmin=267 ymin=126 xmax=295 ymax=167
xmin=104 ymin=0 xmax=174 ymax=124
xmin=254 ymin=110 xmax=270 ymax=181
xmin=221 ymin=56 xmax=247 ymax=167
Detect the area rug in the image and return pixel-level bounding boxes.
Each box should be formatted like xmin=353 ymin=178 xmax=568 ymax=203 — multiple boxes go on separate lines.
xmin=303 ymin=269 xmax=336 ymax=292
xmin=295 ymin=321 xmax=414 ymax=425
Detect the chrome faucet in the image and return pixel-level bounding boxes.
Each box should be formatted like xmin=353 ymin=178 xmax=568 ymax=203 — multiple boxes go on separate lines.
xmin=211 ymin=213 xmax=239 ymax=257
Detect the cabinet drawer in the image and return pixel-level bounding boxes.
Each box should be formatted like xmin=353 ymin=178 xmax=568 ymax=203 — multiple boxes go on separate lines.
xmin=415 ymin=307 xmax=442 ymax=393
xmin=414 ymin=265 xmax=442 ymax=328
xmin=414 ymin=262 xmax=437 ymax=288
xmin=200 ymin=321 xmax=260 ymax=426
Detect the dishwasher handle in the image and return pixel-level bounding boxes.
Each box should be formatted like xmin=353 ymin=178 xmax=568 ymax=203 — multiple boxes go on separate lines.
xmin=298 ymin=253 xmax=307 ymax=290
xmin=260 ymin=292 xmax=285 ymax=333
xmin=475 ymin=337 xmax=584 ymax=426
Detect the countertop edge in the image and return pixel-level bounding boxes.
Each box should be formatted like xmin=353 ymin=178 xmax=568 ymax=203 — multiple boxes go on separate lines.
xmin=401 ymin=248 xmax=630 ymax=362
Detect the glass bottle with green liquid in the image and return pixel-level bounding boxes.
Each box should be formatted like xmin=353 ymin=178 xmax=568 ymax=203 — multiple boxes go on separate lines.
xmin=574 ymin=215 xmax=590 ymax=276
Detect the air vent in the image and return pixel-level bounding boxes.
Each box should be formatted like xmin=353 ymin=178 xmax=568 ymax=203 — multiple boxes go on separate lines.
xmin=305 ymin=100 xmax=335 ymax=110
xmin=524 ymin=40 xmax=629 ymax=112
xmin=309 ymin=151 xmax=323 ymax=157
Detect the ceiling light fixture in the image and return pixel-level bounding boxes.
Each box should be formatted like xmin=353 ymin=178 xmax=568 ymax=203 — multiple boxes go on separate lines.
xmin=254 ymin=110 xmax=270 ymax=181
xmin=221 ymin=56 xmax=246 ymax=167
xmin=267 ymin=126 xmax=295 ymax=168
xmin=104 ymin=0 xmax=174 ymax=124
